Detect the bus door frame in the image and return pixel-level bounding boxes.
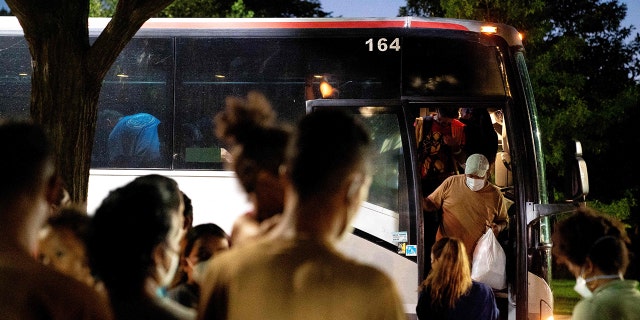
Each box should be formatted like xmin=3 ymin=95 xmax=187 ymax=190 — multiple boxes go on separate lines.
xmin=305 ymin=98 xmax=424 ymax=269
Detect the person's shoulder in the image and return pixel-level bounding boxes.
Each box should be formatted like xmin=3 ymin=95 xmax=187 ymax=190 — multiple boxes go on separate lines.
xmin=230 ymin=212 xmax=261 ymax=246
xmin=24 ymin=265 xmax=113 ymax=318
xmin=122 ymin=113 xmax=160 ymax=129
xmin=595 ymin=279 xmax=640 ymax=302
xmin=484 ymin=181 xmax=504 ymax=194
xmin=471 ymin=280 xmax=495 ymax=293
xmin=39 ymin=265 xmax=106 ymax=298
xmin=210 ymin=236 xmax=267 ymax=269
xmin=447 ymin=174 xmax=466 ymax=184
xmin=571 ymin=298 xmax=597 ymax=320
xmin=330 ymin=253 xmax=395 ymax=285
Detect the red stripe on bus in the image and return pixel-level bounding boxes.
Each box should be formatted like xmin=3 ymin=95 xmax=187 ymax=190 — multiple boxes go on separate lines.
xmin=141 ymin=20 xmax=408 ymax=29
xmin=139 ymin=19 xmax=470 ymax=31
xmin=407 ymin=21 xmax=469 ymax=31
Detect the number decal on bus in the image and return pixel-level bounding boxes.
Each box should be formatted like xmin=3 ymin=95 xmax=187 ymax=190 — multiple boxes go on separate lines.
xmin=365 ymin=38 xmax=400 ymax=52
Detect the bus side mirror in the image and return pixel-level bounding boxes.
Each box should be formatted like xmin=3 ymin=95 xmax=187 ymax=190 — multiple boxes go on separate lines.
xmin=568 ymin=140 xmax=589 ymax=202
xmin=528 ymin=141 xmax=589 ymax=225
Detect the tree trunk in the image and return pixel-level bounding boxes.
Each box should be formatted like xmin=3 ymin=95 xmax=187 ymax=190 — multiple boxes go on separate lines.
xmin=28 ymin=41 xmax=102 ymax=205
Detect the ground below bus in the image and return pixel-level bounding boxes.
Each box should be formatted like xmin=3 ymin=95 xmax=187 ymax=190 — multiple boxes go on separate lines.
xmin=551 ymin=278 xmax=578 ymax=320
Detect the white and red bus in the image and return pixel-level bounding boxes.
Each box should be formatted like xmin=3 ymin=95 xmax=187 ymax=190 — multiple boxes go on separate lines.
xmin=0 ymin=16 xmax=588 ymax=319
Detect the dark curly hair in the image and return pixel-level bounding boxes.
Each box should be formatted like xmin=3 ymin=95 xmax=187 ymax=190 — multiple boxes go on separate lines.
xmin=552 ymin=206 xmax=631 ymax=274
xmin=214 ymin=91 xmax=291 ymax=194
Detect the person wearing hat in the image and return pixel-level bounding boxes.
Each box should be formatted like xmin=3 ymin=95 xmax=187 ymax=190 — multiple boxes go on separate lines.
xmin=422 ymin=153 xmax=509 ymax=261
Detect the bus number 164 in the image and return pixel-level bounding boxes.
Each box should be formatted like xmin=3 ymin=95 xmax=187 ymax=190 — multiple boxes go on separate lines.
xmin=365 ymin=38 xmax=401 ymax=52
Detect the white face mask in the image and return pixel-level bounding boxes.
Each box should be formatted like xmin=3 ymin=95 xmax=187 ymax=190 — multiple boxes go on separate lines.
xmin=465 ymin=177 xmax=485 ymax=191
xmin=573 ymin=266 xmax=623 ymax=299
xmin=573 ymin=273 xmax=592 ymax=298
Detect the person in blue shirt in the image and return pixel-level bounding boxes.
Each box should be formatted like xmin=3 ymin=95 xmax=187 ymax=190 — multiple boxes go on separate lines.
xmin=416 ymin=237 xmax=499 ymax=320
xmin=108 ymin=112 xmax=162 ymax=167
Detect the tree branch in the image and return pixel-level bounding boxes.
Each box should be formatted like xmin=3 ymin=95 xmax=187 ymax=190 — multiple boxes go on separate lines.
xmin=87 ymin=0 xmax=175 ymax=80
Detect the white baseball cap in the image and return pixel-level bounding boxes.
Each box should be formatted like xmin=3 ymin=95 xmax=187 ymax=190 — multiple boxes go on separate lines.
xmin=464 ymin=153 xmax=490 ymax=178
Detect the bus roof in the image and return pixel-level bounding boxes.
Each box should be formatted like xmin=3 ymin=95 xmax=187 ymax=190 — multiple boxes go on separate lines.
xmin=0 ymin=16 xmax=523 ymax=47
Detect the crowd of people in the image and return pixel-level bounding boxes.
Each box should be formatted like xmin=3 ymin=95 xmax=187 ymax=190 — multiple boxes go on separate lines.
xmin=1 ymin=96 xmax=637 ymax=320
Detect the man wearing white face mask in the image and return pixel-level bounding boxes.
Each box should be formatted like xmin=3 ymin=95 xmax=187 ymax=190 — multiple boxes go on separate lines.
xmin=423 ymin=153 xmax=509 ymax=262
xmin=552 ymin=207 xmax=640 ymax=319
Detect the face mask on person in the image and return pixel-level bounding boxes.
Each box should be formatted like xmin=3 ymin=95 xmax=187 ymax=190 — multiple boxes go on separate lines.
xmin=573 ymin=266 xmax=623 ymax=298
xmin=465 ymin=177 xmax=485 ymax=191
xmin=573 ymin=270 xmax=592 ymax=298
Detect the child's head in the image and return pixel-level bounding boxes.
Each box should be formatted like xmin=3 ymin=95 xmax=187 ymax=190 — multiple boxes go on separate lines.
xmin=38 ymin=206 xmax=94 ymax=286
xmin=182 ymin=223 xmax=230 ymax=284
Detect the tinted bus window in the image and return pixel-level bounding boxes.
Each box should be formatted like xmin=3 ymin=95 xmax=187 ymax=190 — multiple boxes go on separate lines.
xmin=173 ymin=36 xmax=402 ymax=169
xmin=94 ymin=37 xmax=174 ymax=168
xmin=0 ymin=36 xmax=30 ymax=119
xmin=402 ymin=35 xmax=507 ymax=97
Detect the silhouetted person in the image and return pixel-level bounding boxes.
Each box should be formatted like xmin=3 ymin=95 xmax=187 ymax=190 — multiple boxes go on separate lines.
xmin=92 ymin=109 xmax=123 ymax=167
xmin=214 ymin=91 xmax=290 ymax=247
xmin=88 ymin=174 xmax=195 ymax=320
xmin=460 ymin=107 xmax=498 ymax=165
xmin=0 ymin=120 xmax=113 ymax=319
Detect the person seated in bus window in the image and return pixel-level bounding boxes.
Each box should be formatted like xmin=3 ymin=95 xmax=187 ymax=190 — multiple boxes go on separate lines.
xmin=417 ymin=237 xmax=499 ymax=320
xmin=423 ymin=153 xmax=509 ymax=263
xmin=552 ymin=207 xmax=640 ymax=320
xmin=0 ymin=120 xmax=113 ymax=320
xmin=107 ymin=112 xmax=162 ymax=168
xmin=87 ymin=174 xmax=195 ymax=320
xmin=181 ymin=123 xmax=204 ymax=148
xmin=214 ymin=91 xmax=291 ymax=247
xmin=37 ymin=205 xmax=105 ymax=294
xmin=198 ymin=108 xmax=406 ymax=320
xmin=92 ymin=109 xmax=123 ymax=167
xmin=168 ymin=223 xmax=230 ymax=309
xmin=415 ymin=106 xmax=466 ymax=196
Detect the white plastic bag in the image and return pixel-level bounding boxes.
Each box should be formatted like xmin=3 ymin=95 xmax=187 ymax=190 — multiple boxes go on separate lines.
xmin=471 ymin=228 xmax=507 ymax=290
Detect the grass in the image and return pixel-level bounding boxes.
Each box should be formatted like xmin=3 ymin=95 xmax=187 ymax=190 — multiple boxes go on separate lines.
xmin=550 ymin=278 xmax=581 ymax=315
